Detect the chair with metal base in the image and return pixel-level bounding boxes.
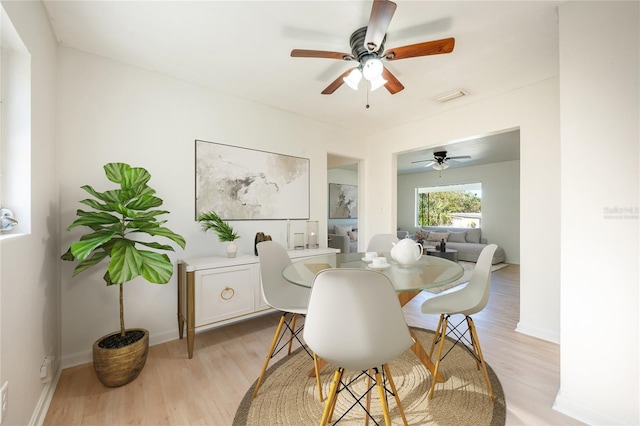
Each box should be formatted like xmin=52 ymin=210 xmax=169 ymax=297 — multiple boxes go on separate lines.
xmin=304 ymin=268 xmax=414 ymax=426
xmin=252 ymin=241 xmax=322 ymax=401
xmin=421 ymin=243 xmax=498 ymax=401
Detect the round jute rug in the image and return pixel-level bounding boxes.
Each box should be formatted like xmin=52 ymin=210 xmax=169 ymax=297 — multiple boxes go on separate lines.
xmin=234 ymin=327 xmax=506 ymax=425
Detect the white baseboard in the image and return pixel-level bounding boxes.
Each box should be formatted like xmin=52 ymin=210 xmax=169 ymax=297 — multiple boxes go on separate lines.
xmin=553 ymin=389 xmax=627 ymax=425
xmin=515 ymin=321 xmax=560 ymax=344
xmin=29 ymin=367 xmax=62 ymax=426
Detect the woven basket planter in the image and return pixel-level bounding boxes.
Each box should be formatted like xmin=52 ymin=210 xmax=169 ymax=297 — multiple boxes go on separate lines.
xmin=92 ymin=328 xmax=149 ymax=387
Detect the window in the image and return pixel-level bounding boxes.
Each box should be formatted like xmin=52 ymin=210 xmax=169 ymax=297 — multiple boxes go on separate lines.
xmin=416 ymin=183 xmax=482 ymax=228
xmin=1 ymin=5 xmax=31 ymax=237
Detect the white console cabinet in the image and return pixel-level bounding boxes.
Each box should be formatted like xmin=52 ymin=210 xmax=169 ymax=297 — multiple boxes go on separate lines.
xmin=177 ymin=248 xmax=338 ymax=358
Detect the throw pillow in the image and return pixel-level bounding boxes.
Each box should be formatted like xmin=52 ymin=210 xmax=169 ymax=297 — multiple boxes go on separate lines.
xmin=427 ymin=231 xmax=449 ymax=242
xmin=448 ymin=232 xmax=467 ymax=243
xmin=347 ymin=230 xmax=358 ymax=242
xmin=465 ymin=228 xmax=481 ymax=244
xmin=334 ymin=225 xmax=351 ymax=236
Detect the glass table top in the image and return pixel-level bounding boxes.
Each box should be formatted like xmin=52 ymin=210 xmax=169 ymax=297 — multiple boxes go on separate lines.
xmin=282 ymin=251 xmax=464 ymax=293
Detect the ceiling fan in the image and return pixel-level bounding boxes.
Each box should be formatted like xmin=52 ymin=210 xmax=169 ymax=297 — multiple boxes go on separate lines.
xmin=290 ymin=0 xmax=455 ymax=95
xmin=412 ymin=150 xmax=471 ymax=170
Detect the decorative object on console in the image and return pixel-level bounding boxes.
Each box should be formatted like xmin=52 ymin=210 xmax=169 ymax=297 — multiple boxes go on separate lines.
xmin=294 ymin=233 xmax=305 ymax=250
xmin=197 ymin=210 xmax=240 ymax=258
xmin=254 ymin=232 xmax=272 ymax=256
xmin=195 ymin=140 xmax=310 ymax=220
xmin=0 ymin=208 xmax=18 ymax=232
xmin=328 ymin=183 xmax=358 ymax=219
xmin=61 ymin=162 xmax=186 ymax=387
xmin=306 ymin=220 xmax=319 ymax=248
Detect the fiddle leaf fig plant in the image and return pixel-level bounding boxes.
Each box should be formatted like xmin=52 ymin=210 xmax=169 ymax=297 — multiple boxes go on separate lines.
xmin=61 ymin=162 xmax=186 ymax=337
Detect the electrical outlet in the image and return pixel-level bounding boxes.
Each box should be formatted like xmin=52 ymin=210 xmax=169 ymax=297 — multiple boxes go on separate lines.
xmin=0 ymin=381 xmax=8 ymax=425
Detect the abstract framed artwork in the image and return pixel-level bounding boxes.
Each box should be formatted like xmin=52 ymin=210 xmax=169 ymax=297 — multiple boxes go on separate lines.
xmin=195 ymin=140 xmax=310 ymax=220
xmin=328 ymin=183 xmax=358 ymax=219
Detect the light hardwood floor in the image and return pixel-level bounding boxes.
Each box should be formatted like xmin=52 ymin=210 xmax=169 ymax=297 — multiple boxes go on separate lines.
xmin=44 ymin=264 xmax=584 ymax=425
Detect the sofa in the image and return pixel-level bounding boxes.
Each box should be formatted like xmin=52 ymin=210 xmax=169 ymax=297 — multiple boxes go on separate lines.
xmin=328 ymin=224 xmax=358 ymax=253
xmin=415 ymin=226 xmax=506 ymax=264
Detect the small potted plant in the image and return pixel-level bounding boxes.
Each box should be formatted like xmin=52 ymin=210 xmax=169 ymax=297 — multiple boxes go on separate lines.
xmin=197 ymin=210 xmax=240 ymax=257
xmin=61 ymin=162 xmax=186 ymax=387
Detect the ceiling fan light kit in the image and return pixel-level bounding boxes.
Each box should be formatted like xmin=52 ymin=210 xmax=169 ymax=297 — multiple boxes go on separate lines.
xmin=343 ymin=69 xmax=363 ymax=90
xmin=290 ymin=0 xmax=455 ymax=96
xmin=432 ymin=162 xmax=450 ymax=171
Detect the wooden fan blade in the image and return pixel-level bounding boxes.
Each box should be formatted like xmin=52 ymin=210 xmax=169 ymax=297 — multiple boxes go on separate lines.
xmin=321 ymin=68 xmax=357 ymax=95
xmin=381 ymin=67 xmax=404 ymax=94
xmin=291 ymin=49 xmax=355 ymax=61
xmin=382 ymin=37 xmax=455 ymax=61
xmin=364 ymin=0 xmax=397 ymax=52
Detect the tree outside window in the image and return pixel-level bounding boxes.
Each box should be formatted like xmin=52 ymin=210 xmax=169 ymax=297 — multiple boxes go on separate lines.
xmin=416 ymin=183 xmax=481 ymax=227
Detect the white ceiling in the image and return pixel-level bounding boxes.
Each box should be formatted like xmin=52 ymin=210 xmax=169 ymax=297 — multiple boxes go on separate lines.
xmin=42 ymin=0 xmax=556 ymax=169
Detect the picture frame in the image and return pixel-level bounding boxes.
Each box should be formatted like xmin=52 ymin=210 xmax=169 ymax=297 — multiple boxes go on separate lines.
xmin=328 ymin=183 xmax=358 ymax=219
xmin=195 ymin=140 xmax=310 ymax=220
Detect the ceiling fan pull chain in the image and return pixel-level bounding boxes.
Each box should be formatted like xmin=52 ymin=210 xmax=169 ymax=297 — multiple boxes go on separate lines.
xmin=366 ymin=85 xmax=370 ymax=109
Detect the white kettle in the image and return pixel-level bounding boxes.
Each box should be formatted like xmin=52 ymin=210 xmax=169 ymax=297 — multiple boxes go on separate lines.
xmin=390 ymin=238 xmax=423 ymax=267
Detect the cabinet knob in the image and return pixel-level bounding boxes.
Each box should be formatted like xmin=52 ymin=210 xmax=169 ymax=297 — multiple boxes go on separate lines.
xmin=220 ymin=287 xmax=235 ymax=300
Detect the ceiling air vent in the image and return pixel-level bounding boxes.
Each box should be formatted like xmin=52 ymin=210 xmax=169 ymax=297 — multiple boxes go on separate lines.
xmin=435 ymin=89 xmax=468 ymax=103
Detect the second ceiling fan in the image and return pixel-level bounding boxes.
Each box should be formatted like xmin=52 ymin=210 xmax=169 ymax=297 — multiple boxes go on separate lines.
xmin=290 ymin=0 xmax=455 ymax=95
xmin=412 ymin=151 xmax=471 ymax=170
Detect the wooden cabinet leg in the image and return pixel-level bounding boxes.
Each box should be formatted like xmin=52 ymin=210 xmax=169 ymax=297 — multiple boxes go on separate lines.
xmin=187 ymin=271 xmax=196 ymax=358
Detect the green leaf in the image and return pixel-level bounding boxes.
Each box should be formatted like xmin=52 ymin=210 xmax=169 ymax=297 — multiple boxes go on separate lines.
xmin=136 ymin=241 xmax=176 ymax=252
xmin=113 ymin=203 xmax=138 ymax=218
xmin=138 ymin=251 xmax=173 ymax=284
xmin=147 ymin=227 xmax=187 ymax=249
xmin=67 ymin=211 xmax=120 ymax=231
xmin=108 ymin=239 xmax=143 ymax=284
xmin=78 ymin=198 xmax=111 ymax=212
xmin=104 ymin=163 xmax=151 ymax=190
xmin=127 ymin=195 xmax=163 ymax=211
xmin=70 ymin=230 xmax=117 ymax=260
xmin=72 ymin=251 xmax=109 ymax=276
xmin=61 ymin=247 xmax=75 ymax=261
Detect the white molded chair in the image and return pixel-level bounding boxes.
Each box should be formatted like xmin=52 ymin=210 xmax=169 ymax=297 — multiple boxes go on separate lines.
xmin=421 ymin=243 xmax=498 ymax=400
xmin=366 ymin=233 xmax=399 ymax=254
xmin=304 ymin=269 xmax=414 ymax=426
xmin=252 ymin=241 xmax=322 ymax=401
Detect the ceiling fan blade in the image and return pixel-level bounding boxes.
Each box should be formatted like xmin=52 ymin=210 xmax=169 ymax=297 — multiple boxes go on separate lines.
xmin=364 ymin=0 xmax=397 ymax=52
xmin=381 ymin=67 xmax=404 ymax=94
xmin=411 ymin=159 xmax=433 ymax=164
xmin=291 ymin=49 xmax=355 ymax=61
xmin=421 ymin=161 xmax=436 ymax=168
xmin=446 ymin=155 xmax=471 ymax=160
xmin=321 ymin=68 xmax=357 ymax=95
xmin=382 ymin=37 xmax=455 ymax=61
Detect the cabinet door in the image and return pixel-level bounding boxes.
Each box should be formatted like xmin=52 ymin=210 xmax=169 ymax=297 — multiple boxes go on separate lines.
xmin=194 ymin=264 xmax=256 ymax=327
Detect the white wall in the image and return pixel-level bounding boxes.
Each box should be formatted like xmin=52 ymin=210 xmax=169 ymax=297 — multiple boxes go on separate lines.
xmin=555 ymin=2 xmax=639 ymax=425
xmin=364 ymin=78 xmax=561 ymax=344
xmin=57 ymin=47 xmax=365 ymax=367
xmin=397 ymin=160 xmax=520 ymax=263
xmin=0 ymin=1 xmax=59 ymax=425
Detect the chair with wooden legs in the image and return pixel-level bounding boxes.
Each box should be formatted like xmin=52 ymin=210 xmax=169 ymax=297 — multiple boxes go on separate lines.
xmin=421 ymin=244 xmax=498 ymax=400
xmin=252 ymin=241 xmax=322 ymax=401
xmin=304 ymin=268 xmax=414 ymax=426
